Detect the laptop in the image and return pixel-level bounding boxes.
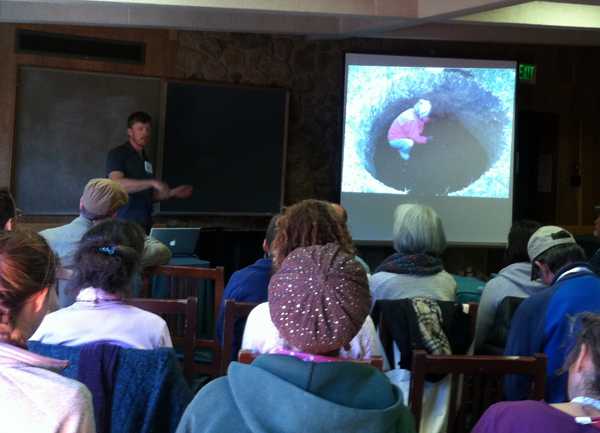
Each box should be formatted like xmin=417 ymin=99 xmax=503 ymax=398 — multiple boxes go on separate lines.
xmin=149 ymin=227 xmax=201 ymax=257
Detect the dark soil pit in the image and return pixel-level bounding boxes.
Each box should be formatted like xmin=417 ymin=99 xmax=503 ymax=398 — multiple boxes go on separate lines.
xmin=373 ymin=111 xmax=489 ymax=195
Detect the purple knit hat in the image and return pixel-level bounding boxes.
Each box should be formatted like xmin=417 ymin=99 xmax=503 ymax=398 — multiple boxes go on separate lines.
xmin=269 ymin=243 xmax=371 ymax=354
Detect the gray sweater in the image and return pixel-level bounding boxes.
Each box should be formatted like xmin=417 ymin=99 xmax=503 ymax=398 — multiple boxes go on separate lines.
xmin=473 ymin=262 xmax=546 ymax=351
xmin=0 ymin=342 xmax=95 ymax=433
xmin=369 ymin=270 xmax=457 ymax=308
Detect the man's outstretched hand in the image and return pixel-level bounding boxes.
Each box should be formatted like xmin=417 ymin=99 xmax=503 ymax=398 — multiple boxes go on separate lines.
xmin=170 ymin=184 xmax=194 ymax=199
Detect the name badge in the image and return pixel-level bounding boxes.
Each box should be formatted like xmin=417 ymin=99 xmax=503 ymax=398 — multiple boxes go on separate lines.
xmin=144 ymin=161 xmax=153 ymax=174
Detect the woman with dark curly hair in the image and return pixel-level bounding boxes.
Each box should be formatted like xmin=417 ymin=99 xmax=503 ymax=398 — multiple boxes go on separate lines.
xmin=241 ymin=199 xmax=386 ymax=365
xmin=271 ymin=199 xmax=355 ymax=269
xmin=31 ymin=219 xmax=172 ymax=349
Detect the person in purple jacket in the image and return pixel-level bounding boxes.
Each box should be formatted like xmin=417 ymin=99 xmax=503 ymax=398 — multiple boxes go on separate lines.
xmin=474 ymin=313 xmax=600 ymax=433
xmin=503 ymin=225 xmax=600 ymax=403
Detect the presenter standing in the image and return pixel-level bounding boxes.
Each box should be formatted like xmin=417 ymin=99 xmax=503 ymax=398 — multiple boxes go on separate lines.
xmin=107 ymin=111 xmax=192 ymax=232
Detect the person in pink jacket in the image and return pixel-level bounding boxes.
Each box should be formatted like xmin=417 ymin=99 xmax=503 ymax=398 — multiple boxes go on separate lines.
xmin=387 ymin=99 xmax=432 ymax=160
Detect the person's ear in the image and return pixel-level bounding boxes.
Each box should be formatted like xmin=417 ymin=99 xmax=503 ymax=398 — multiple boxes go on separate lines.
xmin=4 ymin=217 xmax=13 ymax=231
xmin=535 ymin=260 xmax=554 ymax=284
xmin=30 ymin=287 xmax=49 ymax=314
xmin=262 ymin=239 xmax=269 ymax=255
xmin=573 ymin=343 xmax=590 ymax=374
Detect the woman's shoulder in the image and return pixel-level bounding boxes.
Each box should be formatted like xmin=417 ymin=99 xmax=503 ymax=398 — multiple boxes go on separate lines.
xmin=6 ymin=363 xmax=92 ymax=407
xmin=125 ymin=304 xmax=170 ymax=325
xmin=475 ymin=400 xmax=570 ymax=433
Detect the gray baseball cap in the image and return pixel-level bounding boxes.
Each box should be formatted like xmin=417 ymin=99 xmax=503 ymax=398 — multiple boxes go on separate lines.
xmin=527 ymin=225 xmax=576 ymax=263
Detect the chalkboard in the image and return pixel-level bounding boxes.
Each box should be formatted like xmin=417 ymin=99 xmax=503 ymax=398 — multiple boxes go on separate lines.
xmin=160 ymin=81 xmax=288 ymax=215
xmin=14 ymin=67 xmax=161 ymax=214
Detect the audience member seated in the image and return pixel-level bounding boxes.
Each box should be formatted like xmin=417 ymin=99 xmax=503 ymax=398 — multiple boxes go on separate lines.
xmin=241 ymin=199 xmax=385 ymax=362
xmin=176 ymin=243 xmax=415 ymax=433
xmin=504 ymin=225 xmax=600 ymax=403
xmin=474 ymin=220 xmax=543 ymax=352
xmin=215 ymin=214 xmax=279 ymax=357
xmin=475 ymin=313 xmax=600 ymax=433
xmin=0 ymin=230 xmax=95 ymax=432
xmin=31 ymin=219 xmax=172 ymax=349
xmin=0 ymin=188 xmax=16 ymax=231
xmin=370 ymin=203 xmax=456 ymax=305
xmin=41 ymin=178 xmax=172 ymax=308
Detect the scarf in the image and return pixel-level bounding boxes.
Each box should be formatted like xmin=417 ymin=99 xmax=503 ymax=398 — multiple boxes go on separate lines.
xmin=412 ymin=297 xmax=451 ymax=355
xmin=375 ymin=252 xmax=443 ymax=276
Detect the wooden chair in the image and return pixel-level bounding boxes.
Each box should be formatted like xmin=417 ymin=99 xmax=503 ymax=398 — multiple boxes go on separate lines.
xmin=140 ymin=265 xmax=225 ymax=377
xmin=220 ymin=300 xmax=259 ymax=375
xmin=127 ymin=296 xmax=198 ymax=382
xmin=237 ymin=349 xmax=385 ymax=371
xmin=409 ymin=350 xmax=546 ymax=433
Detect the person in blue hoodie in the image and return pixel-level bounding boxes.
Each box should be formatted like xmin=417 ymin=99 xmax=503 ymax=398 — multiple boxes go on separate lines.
xmin=504 ymin=225 xmax=600 ymax=403
xmin=473 ymin=220 xmax=543 ymax=352
xmin=177 ymin=243 xmax=415 ymax=433
xmin=215 ymin=214 xmax=279 ymax=357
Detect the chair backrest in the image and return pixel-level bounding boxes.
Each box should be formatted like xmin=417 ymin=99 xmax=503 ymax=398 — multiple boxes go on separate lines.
xmin=486 ymin=296 xmax=525 ymax=350
xmin=237 ymin=349 xmax=385 ymax=371
xmin=409 ymin=350 xmax=546 ymax=433
xmin=127 ymin=297 xmax=198 ymax=382
xmin=50 ymin=266 xmax=75 ymax=311
xmin=140 ymin=265 xmax=225 ymax=377
xmin=221 ymin=300 xmax=259 ymax=375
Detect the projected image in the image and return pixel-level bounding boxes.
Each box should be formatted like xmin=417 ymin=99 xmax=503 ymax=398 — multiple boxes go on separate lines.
xmin=342 ymin=65 xmax=516 ymax=197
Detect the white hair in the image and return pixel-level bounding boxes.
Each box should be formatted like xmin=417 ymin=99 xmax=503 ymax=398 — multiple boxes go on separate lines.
xmin=392 ymin=203 xmax=446 ymax=255
xmin=414 ymin=99 xmax=432 ymax=118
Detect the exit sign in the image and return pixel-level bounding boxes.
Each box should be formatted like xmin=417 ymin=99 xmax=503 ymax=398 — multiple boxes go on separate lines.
xmin=519 ymin=63 xmax=536 ymax=83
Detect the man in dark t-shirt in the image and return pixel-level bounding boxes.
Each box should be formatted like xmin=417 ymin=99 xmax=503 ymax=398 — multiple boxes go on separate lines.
xmin=106 ymin=111 xmax=192 ymax=231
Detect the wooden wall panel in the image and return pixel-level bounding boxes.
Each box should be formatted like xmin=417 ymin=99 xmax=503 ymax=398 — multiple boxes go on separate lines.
xmin=0 ymin=24 xmax=17 ymax=187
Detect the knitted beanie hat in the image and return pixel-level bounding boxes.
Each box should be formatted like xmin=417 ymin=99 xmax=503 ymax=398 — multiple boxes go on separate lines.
xmin=269 ymin=242 xmax=371 ymax=354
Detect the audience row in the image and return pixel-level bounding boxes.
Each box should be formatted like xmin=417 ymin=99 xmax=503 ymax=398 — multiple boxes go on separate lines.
xmin=3 ymin=180 xmax=600 ymax=433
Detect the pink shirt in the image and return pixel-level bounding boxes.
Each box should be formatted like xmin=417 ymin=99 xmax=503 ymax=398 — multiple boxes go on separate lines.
xmin=388 ymin=117 xmax=429 ymax=144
